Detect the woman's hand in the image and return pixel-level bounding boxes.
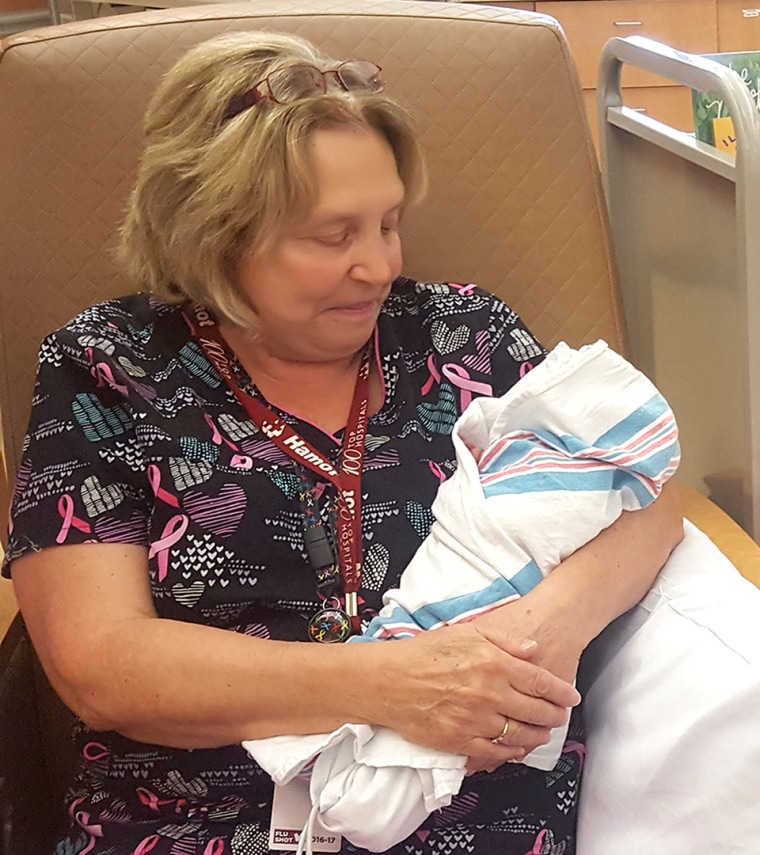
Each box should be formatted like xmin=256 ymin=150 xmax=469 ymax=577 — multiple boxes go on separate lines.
xmin=461 ymin=481 xmax=685 ymax=771
xmin=364 ymin=622 xmax=580 ymax=766
xmin=458 ymin=603 xmax=585 ymax=774
xmin=475 ymin=599 xmax=583 ymax=689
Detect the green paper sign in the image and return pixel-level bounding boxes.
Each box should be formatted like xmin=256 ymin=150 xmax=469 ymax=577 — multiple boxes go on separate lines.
xmin=692 ymin=51 xmax=760 ymax=148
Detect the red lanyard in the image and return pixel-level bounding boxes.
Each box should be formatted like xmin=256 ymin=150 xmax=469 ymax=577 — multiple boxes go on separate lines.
xmin=184 ymin=305 xmax=370 ymax=629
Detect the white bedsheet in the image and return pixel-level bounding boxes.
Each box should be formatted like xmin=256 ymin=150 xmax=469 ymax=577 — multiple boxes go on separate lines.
xmin=578 ymin=520 xmax=760 ymax=853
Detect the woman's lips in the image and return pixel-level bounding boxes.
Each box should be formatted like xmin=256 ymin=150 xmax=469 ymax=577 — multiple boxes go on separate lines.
xmin=326 ymin=301 xmax=378 ymax=317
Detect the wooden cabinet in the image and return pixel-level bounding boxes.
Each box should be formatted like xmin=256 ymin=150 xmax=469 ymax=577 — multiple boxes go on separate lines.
xmin=537 ymin=0 xmax=717 ymax=87
xmin=0 ymin=0 xmax=47 ymax=11
xmin=462 ymin=0 xmax=760 ymax=150
xmin=717 ymin=0 xmax=760 ymax=49
xmin=538 ymin=0 xmax=718 ymax=147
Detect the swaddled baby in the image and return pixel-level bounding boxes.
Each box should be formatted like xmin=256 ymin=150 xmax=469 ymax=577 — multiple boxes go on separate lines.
xmin=244 ymin=339 xmax=681 ymax=852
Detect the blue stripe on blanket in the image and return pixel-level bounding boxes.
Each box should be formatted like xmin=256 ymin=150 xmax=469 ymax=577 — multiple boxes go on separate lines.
xmin=479 ymin=392 xmax=679 ymax=506
xmin=482 ymin=466 xmax=660 ymax=506
xmin=510 ymin=560 xmax=545 ymax=595
xmin=595 ymin=393 xmax=671 ymax=448
xmin=483 ymin=436 xmax=678 ymax=484
xmin=483 ymin=394 xmax=674 ymax=469
xmin=361 ymin=562 xmax=545 ymax=637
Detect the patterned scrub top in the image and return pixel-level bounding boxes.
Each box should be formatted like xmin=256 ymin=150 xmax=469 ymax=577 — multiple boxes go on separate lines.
xmin=3 ymin=277 xmax=584 ymax=855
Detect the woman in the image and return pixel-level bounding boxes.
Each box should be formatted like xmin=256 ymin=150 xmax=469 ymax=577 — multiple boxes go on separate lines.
xmin=3 ymin=31 xmax=682 ymax=855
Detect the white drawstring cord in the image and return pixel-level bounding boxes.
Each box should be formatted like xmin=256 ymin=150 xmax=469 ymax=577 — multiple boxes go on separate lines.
xmin=295 ymin=799 xmax=320 ymax=855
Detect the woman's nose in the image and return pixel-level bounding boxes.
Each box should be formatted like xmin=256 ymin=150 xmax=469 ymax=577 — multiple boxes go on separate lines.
xmin=349 ymin=233 xmax=399 ymax=284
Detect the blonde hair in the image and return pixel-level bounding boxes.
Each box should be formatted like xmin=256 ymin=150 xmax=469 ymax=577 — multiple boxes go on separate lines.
xmin=118 ymin=31 xmax=427 ymax=328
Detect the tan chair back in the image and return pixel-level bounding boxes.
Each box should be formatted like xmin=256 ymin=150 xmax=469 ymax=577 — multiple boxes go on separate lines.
xmin=0 ymin=0 xmax=624 ymax=488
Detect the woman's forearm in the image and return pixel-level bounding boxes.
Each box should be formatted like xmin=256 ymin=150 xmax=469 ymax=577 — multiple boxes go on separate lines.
xmin=67 ymin=615 xmax=395 ymax=746
xmin=82 ymin=614 xmax=578 ymax=755
xmin=533 ymin=479 xmax=683 ymax=644
xmin=12 ymin=544 xmax=382 ymax=746
xmin=12 ymin=543 xmax=579 ymax=753
xmin=476 ymin=480 xmax=684 ymax=683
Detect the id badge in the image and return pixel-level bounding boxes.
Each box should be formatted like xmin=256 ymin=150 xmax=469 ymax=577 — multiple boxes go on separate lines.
xmin=269 ymin=778 xmax=342 ymax=852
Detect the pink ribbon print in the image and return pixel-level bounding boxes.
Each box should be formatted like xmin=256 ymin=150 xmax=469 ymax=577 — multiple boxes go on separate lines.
xmin=204 ymin=413 xmax=253 ymax=469
xmin=148 ymin=464 xmax=180 ymax=509
xmin=136 ymin=786 xmax=188 ymax=815
xmin=204 ymin=413 xmax=238 ymax=451
xmin=131 ymin=835 xmax=225 ymax=855
xmin=449 ymin=282 xmax=478 ymax=296
xmin=82 ymin=741 xmax=110 ymax=764
xmin=86 ymin=347 xmax=129 ymax=397
xmin=131 ymin=836 xmax=160 ymax=855
xmin=56 ymin=494 xmax=92 ymax=544
xmin=69 ymin=798 xmax=104 ymax=855
xmin=421 ymin=354 xmax=493 ymax=411
xmin=427 ymin=461 xmax=447 ymax=484
xmin=148 ymin=514 xmax=189 ymax=582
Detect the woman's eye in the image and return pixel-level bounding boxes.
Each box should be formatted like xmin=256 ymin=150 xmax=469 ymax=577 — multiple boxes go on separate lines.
xmin=314 ymin=231 xmax=350 ymax=247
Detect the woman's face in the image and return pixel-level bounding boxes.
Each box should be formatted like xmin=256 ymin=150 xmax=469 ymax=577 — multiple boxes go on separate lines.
xmin=234 ymin=124 xmax=406 ymax=364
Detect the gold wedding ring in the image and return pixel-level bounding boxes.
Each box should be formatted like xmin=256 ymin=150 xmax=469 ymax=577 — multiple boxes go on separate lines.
xmin=490 ymin=718 xmax=510 ymax=745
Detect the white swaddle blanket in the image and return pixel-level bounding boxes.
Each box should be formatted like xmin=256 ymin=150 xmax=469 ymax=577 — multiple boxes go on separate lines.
xmin=243 ymin=340 xmax=680 ymax=852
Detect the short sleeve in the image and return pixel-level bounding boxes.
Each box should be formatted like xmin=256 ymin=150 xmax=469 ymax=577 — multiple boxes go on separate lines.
xmin=3 ymin=331 xmax=150 ymax=574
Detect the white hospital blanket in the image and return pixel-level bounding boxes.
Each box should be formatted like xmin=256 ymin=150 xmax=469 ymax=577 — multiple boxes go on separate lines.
xmin=243 ymin=340 xmax=680 ymax=852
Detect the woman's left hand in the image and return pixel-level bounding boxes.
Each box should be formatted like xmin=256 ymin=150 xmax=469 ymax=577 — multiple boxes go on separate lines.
xmin=463 ymin=481 xmax=684 ymax=772
xmin=462 ymin=607 xmax=582 ymax=774
xmin=474 ymin=599 xmax=581 ymax=688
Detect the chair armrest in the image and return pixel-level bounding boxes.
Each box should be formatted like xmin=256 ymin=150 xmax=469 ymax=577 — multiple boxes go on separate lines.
xmin=0 ymin=579 xmax=17 ymax=641
xmin=679 ymin=484 xmax=760 ymax=589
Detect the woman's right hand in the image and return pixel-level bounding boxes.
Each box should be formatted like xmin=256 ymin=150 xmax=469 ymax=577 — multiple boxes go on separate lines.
xmin=366 ymin=622 xmax=580 ymax=765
